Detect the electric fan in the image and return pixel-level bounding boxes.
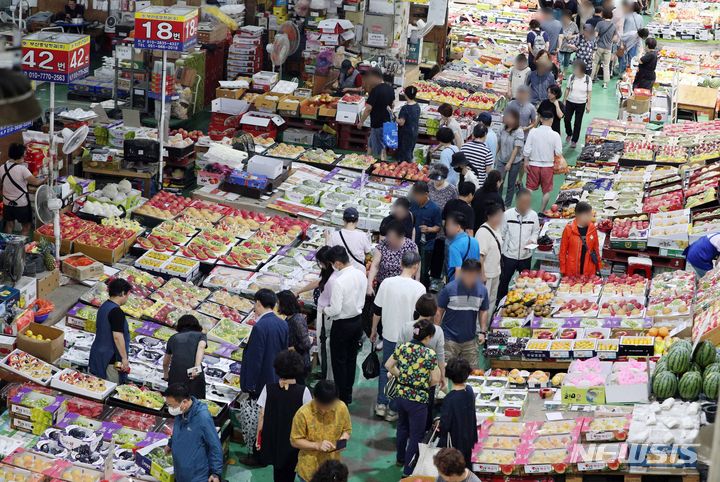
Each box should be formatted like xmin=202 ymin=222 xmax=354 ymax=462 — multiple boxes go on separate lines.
xmin=0 ymin=237 xmax=25 ymax=283
xmin=105 ymin=15 xmax=118 ymax=33
xmin=266 ymin=21 xmax=300 ymax=77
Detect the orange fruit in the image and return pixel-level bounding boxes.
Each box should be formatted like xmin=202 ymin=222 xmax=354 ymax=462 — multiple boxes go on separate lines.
xmin=658 ymin=327 xmax=669 ymax=337
xmin=648 ymin=327 xmax=658 ymax=336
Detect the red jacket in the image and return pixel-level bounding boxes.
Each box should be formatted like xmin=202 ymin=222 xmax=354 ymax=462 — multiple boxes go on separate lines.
xmin=559 ymin=220 xmax=601 ymax=276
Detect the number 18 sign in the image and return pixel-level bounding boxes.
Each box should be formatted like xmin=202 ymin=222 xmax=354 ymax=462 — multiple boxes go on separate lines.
xmin=21 ymin=32 xmax=90 ymax=83
xmin=134 ymin=6 xmax=199 ymax=52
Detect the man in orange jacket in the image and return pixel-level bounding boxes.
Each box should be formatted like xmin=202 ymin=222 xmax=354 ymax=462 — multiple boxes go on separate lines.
xmin=559 ymin=202 xmax=601 ymax=276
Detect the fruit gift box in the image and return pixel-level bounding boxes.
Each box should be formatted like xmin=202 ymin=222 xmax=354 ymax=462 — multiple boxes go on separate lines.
xmin=601 ymin=274 xmax=648 ymax=300
xmin=55 ymin=413 xmax=122 ymax=441
xmin=580 ymin=415 xmax=631 ymax=442
xmin=8 ymin=387 xmax=67 ymax=434
xmin=1 ymin=350 xmax=59 ymax=386
xmin=553 ymin=299 xmax=600 ymax=318
xmin=134 ymin=191 xmax=193 ymax=220
xmin=571 ymin=442 xmax=628 ymax=473
xmin=3 ymin=448 xmax=62 ymax=476
xmin=218 ymin=239 xmax=278 ymax=270
xmin=51 ymin=369 xmax=116 ymax=401
xmin=555 ymin=275 xmax=604 ymax=299
xmin=609 ymin=214 xmax=650 ymax=249
xmin=208 ymin=318 xmax=253 ymax=347
xmin=561 ymin=358 xmax=613 ymax=405
xmin=597 ymin=298 xmax=646 ymax=319
xmin=150 ymin=278 xmax=210 ymax=310
xmin=512 ymin=270 xmax=560 ymax=289
xmin=517 ymin=448 xmax=572 ymax=475
xmin=135 ymin=250 xmax=173 ymax=272
xmin=111 ymin=385 xmax=165 ymax=411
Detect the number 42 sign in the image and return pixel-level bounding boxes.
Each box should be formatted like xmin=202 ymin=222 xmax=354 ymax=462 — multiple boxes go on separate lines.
xmin=21 ymin=33 xmax=90 ymax=83
xmin=134 ymin=6 xmax=199 ymax=52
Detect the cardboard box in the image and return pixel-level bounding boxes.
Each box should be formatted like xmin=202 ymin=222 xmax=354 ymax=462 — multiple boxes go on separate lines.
xmin=3 ymin=308 xmax=34 ymax=337
xmin=299 ymin=99 xmax=319 ymax=119
xmin=318 ymin=105 xmax=337 ymax=117
xmin=36 ymin=269 xmax=59 ymax=300
xmin=8 ymin=386 xmax=66 ymax=434
xmin=253 ymin=93 xmax=285 ymax=113
xmin=335 ymin=110 xmax=358 ymax=124
xmin=136 ymin=440 xmax=174 ymax=482
xmin=197 ymin=22 xmax=229 ymax=44
xmin=17 ymin=322 xmax=65 ymax=363
xmin=14 ymin=277 xmax=37 ymax=310
xmin=277 ymin=96 xmax=303 ymax=116
xmin=60 ymin=254 xmax=104 ymax=281
xmin=33 ymin=232 xmax=72 ymax=255
xmin=215 ymin=87 xmax=245 ymax=100
xmin=282 ymin=128 xmax=315 ymax=145
xmin=625 ymin=98 xmax=650 ymax=114
xmin=72 ymin=241 xmax=125 ymax=265
xmin=0 ymin=286 xmax=20 ymax=315
xmin=0 ymin=335 xmax=15 ymax=355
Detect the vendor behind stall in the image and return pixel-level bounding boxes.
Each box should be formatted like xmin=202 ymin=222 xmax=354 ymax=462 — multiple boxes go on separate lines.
xmin=686 ymin=233 xmax=720 ymax=278
xmin=2 ymin=143 xmax=45 ymax=236
xmin=89 ymin=279 xmax=132 ymax=384
xmin=64 ymin=0 xmax=85 ymax=20
xmin=336 ymin=60 xmax=363 ymax=95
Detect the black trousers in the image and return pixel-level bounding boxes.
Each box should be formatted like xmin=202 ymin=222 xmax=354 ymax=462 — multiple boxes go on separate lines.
xmin=564 ymin=100 xmax=586 ymax=143
xmin=330 ymin=314 xmax=363 ymax=404
xmin=430 ymin=238 xmax=445 ymax=280
xmin=273 ymin=457 xmax=297 ymax=482
xmin=497 ymin=255 xmax=533 ymax=303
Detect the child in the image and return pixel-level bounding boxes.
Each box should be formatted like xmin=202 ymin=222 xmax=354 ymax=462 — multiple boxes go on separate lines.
xmin=438 ymin=358 xmax=478 ymax=468
xmin=397 ymin=86 xmax=421 ymax=162
xmin=508 ymin=54 xmax=531 ymax=99
xmin=559 ymin=201 xmax=601 ymax=276
xmin=573 ymin=24 xmax=596 ymax=76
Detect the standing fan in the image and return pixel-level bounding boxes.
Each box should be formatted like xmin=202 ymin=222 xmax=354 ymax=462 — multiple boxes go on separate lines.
xmin=34 ymin=125 xmax=88 ymax=259
xmin=266 ymin=21 xmax=300 ymax=77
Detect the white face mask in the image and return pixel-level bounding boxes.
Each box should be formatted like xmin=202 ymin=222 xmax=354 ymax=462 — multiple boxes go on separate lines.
xmin=168 ymin=405 xmax=183 ymax=416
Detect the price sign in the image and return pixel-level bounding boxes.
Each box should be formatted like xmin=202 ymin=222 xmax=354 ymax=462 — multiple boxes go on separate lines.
xmin=21 ymin=33 xmax=90 ymax=83
xmin=134 ymin=6 xmax=198 ymax=51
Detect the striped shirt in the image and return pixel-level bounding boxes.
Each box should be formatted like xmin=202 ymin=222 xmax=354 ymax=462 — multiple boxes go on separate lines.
xmin=461 ymin=140 xmax=494 ymax=187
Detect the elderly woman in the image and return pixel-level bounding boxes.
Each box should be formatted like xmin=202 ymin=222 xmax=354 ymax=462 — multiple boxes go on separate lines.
xmin=367 ymin=220 xmax=418 ymax=296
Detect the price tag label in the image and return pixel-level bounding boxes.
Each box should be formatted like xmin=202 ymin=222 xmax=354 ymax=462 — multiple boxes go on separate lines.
xmin=472 ymin=463 xmax=499 ymax=473
xmin=577 ymin=461 xmax=607 ymax=471
xmin=21 ymin=33 xmax=90 ymax=83
xmin=134 ymin=6 xmax=198 ymax=51
xmin=585 ymin=431 xmax=615 ymax=441
xmin=524 ymin=464 xmax=552 ymax=473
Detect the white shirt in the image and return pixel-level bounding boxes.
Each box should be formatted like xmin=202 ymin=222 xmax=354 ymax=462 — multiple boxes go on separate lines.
xmin=2 ymin=161 xmax=32 ymax=207
xmin=523 ymin=125 xmax=562 ymax=168
xmin=324 ymin=265 xmax=367 ymax=320
xmin=374 ymin=275 xmax=426 ymax=343
xmin=476 ymin=223 xmax=503 ymax=278
xmin=329 ymin=228 xmax=372 ymax=272
xmin=445 ymin=118 xmax=464 ymax=146
xmin=509 ymin=67 xmax=531 ymax=99
xmin=567 ymin=74 xmax=591 ymax=104
xmin=257 ymin=384 xmax=312 ymax=408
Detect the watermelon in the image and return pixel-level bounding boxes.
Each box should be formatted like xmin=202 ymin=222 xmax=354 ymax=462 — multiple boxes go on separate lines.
xmin=678 ymin=372 xmax=702 ymax=401
xmin=654 ymin=361 xmax=670 ymax=378
xmin=688 ymin=362 xmax=702 ymax=373
xmin=704 ymin=362 xmax=720 ymax=376
xmin=653 ymin=371 xmax=678 ymax=400
xmin=694 ymin=340 xmax=717 ymax=368
xmin=704 ymin=372 xmax=720 ymax=400
xmin=667 ymin=349 xmax=691 ymax=375
xmin=670 ymin=339 xmax=692 ymax=353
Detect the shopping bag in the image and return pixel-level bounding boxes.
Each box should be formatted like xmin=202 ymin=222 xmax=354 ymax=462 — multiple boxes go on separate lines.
xmin=236 ymin=393 xmax=261 ymax=448
xmin=384 ymin=375 xmax=399 ymax=400
xmin=362 ymin=351 xmax=380 ymax=379
xmin=411 ymin=424 xmax=451 ymax=477
xmin=553 ymin=153 xmax=569 ymax=174
xmin=382 ymin=120 xmax=399 ymax=149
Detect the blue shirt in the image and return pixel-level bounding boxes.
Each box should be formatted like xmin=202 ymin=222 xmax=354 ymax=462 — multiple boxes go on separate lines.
xmin=447 ymin=232 xmax=480 ymax=281
xmin=437 ymin=278 xmax=490 ymax=343
xmin=485 ymin=129 xmax=498 ymax=163
xmin=410 ymin=199 xmax=442 ymax=251
xmin=439 ymin=146 xmax=460 ymax=186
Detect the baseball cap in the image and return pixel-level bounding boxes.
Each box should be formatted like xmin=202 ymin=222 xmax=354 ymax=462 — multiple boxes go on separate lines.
xmin=476 ymin=111 xmax=493 ymax=126
xmin=451 ymin=151 xmax=469 ymax=168
xmin=340 ymin=59 xmax=352 ymax=74
xmin=342 ymin=207 xmax=359 ymax=222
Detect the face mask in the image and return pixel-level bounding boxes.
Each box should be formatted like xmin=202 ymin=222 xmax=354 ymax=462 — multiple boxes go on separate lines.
xmin=168 ymin=404 xmax=183 ymax=416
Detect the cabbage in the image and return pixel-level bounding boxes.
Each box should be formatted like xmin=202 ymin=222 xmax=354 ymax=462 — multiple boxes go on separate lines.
xmin=118 ymin=179 xmax=132 ymax=193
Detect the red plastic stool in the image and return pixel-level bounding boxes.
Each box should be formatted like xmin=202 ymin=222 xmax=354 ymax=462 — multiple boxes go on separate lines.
xmin=627 ymin=256 xmax=652 ymax=278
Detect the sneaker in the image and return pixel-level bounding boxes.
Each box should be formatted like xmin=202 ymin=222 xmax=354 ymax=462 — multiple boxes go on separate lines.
xmin=385 ymin=410 xmax=399 ymax=422
xmin=603 ymin=83 xmax=608 ymax=89
xmin=571 ymin=142 xmax=577 ymax=148
xmin=374 ymin=403 xmax=387 ymax=418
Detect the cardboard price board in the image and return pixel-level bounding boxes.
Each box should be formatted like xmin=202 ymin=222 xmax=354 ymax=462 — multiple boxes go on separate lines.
xmin=21 ymin=33 xmax=90 ymax=83
xmin=134 ymin=6 xmax=199 ymax=51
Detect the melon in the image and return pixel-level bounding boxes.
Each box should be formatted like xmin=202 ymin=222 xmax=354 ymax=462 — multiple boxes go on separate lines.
xmin=704 ymin=372 xmax=720 ymax=400
xmin=653 ymin=371 xmax=678 ymax=400
xmin=688 ymin=362 xmax=702 ymax=373
xmin=694 ymin=340 xmax=717 ymax=368
xmin=704 ymin=362 xmax=720 ymax=376
xmin=678 ymin=372 xmax=702 ymax=401
xmin=667 ymin=349 xmax=691 ymax=375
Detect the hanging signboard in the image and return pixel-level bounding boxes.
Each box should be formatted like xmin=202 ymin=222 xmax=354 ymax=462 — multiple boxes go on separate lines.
xmin=134 ymin=6 xmax=199 ymax=52
xmin=21 ymin=33 xmax=90 ymax=83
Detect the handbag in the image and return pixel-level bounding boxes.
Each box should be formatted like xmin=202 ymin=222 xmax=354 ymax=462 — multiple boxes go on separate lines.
xmin=384 ymin=374 xmax=399 ymax=400
xmin=236 ymin=393 xmax=261 ymax=448
xmin=411 ymin=423 xmax=452 ymax=477
xmin=382 ymin=107 xmax=399 ymax=149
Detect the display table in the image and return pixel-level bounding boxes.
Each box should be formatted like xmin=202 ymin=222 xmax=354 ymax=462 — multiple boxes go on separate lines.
xmin=489 ymin=359 xmax=571 ymax=371
xmin=677 ymin=85 xmax=718 ymax=120
xmin=83 ymin=166 xmax=157 ymax=197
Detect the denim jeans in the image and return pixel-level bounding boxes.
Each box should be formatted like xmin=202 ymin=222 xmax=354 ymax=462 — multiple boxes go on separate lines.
xmin=377 ymin=339 xmax=397 ymax=408
xmin=369 ymin=127 xmax=384 ymax=157
xmin=396 ymin=397 xmax=429 ymax=475
xmin=618 ymin=44 xmax=638 ymax=74
xmin=558 ymin=51 xmax=573 ymax=68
